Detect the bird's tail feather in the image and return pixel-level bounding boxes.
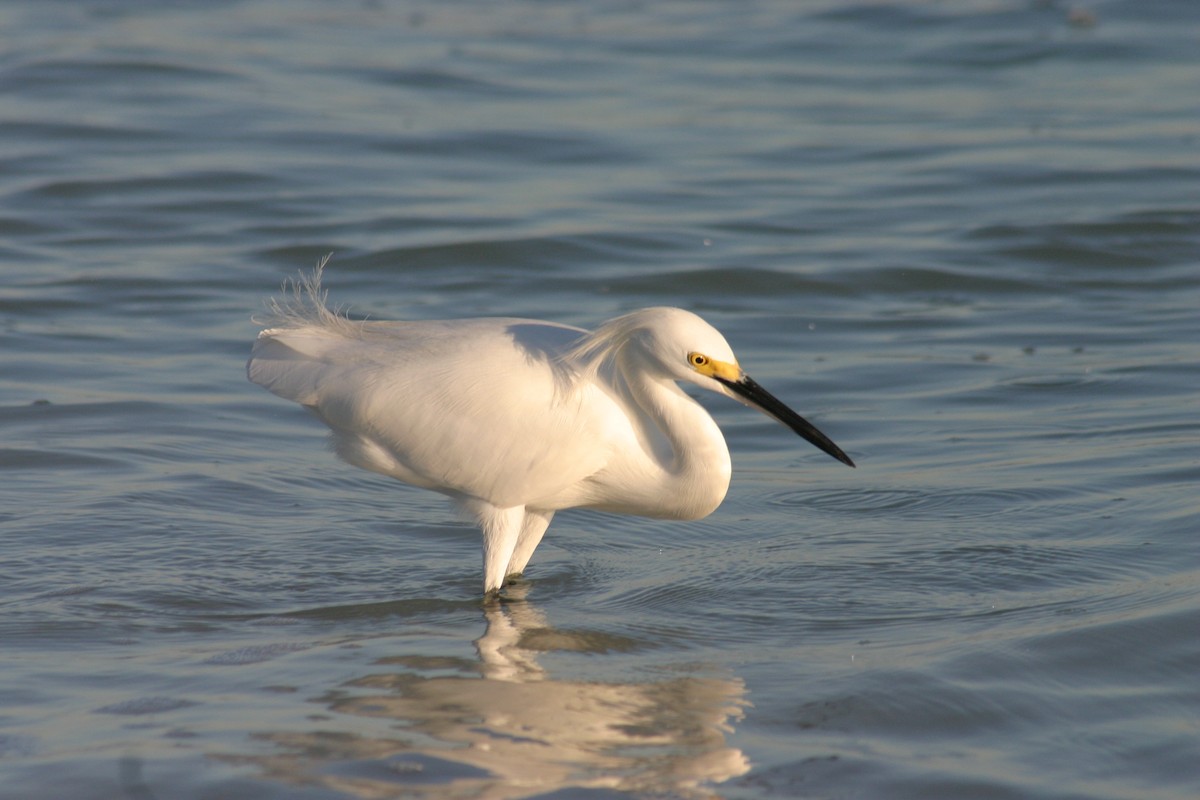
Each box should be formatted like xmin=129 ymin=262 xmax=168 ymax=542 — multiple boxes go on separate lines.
xmin=254 ymin=254 xmax=363 ymax=338
xmin=248 ymin=255 xmax=365 ymax=404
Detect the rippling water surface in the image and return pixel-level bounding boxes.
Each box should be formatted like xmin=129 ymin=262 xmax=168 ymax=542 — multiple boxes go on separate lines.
xmin=2 ymin=1 xmax=1198 ymax=798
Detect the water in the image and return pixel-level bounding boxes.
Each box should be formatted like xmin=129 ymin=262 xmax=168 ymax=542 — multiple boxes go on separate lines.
xmin=2 ymin=0 xmax=1197 ymax=797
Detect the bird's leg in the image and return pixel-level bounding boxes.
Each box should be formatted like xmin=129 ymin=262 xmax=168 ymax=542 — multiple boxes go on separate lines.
xmin=505 ymin=510 xmax=554 ymax=583
xmin=471 ymin=502 xmax=526 ymax=594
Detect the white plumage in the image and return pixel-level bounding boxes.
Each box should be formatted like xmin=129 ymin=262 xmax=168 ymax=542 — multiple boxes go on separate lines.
xmin=248 ymin=261 xmax=853 ymax=593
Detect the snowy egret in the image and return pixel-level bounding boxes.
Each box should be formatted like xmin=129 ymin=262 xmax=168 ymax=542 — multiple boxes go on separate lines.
xmin=248 ymin=261 xmax=854 ymax=593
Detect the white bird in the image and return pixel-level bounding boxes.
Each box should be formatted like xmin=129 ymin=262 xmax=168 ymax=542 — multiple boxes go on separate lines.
xmin=248 ymin=261 xmax=854 ymax=594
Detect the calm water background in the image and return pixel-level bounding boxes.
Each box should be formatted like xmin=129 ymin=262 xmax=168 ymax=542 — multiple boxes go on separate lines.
xmin=2 ymin=1 xmax=1197 ymax=798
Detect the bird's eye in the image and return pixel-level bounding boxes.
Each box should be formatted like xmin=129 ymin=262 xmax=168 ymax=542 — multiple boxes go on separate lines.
xmin=689 ymin=353 xmax=708 ymax=368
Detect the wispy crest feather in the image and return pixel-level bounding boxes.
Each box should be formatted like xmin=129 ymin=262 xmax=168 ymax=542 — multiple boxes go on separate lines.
xmin=562 ymin=309 xmax=649 ymax=384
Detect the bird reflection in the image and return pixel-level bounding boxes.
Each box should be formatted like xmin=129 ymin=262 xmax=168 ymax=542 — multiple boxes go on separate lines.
xmin=235 ymin=586 xmax=750 ymax=799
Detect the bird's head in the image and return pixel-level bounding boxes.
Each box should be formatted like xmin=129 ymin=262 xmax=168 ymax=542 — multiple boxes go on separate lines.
xmin=628 ymin=307 xmax=856 ymax=468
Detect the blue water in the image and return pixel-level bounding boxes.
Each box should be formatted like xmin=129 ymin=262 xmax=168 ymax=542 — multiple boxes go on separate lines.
xmin=2 ymin=1 xmax=1198 ymax=798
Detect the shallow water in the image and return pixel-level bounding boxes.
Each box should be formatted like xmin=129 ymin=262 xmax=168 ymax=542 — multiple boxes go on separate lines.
xmin=2 ymin=1 xmax=1198 ymax=798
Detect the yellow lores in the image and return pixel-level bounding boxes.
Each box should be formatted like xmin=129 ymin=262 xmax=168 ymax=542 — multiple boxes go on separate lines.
xmin=249 ymin=261 xmax=854 ymax=594
xmin=688 ymin=352 xmax=741 ymax=382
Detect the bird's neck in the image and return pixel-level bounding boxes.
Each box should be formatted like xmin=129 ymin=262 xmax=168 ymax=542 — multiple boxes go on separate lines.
xmin=617 ymin=353 xmax=732 ymax=520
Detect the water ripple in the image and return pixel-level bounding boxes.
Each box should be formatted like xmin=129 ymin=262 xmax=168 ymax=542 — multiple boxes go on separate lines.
xmin=772 ymin=484 xmax=1079 ymax=520
xmin=94 ymin=696 xmax=200 ymax=716
xmin=203 ymin=643 xmax=312 ymax=666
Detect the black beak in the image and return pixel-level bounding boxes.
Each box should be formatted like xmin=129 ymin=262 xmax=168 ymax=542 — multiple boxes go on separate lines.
xmin=716 ymin=374 xmax=855 ymax=468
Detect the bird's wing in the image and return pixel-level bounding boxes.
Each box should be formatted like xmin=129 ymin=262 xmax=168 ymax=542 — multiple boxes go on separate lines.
xmin=249 ymin=317 xmax=616 ymax=508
